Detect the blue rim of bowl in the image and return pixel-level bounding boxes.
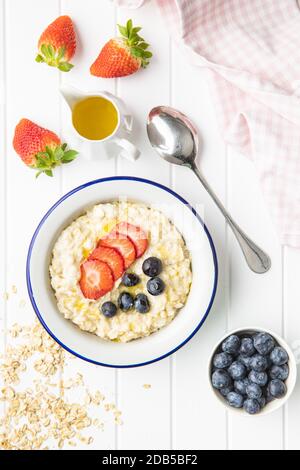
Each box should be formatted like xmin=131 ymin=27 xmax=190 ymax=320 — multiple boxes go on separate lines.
xmin=26 ymin=176 xmax=218 ymax=368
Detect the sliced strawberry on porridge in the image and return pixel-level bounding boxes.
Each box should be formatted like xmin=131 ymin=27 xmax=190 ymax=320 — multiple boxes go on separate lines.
xmin=113 ymin=222 xmax=148 ymax=258
xmin=98 ymin=235 xmax=136 ymax=269
xmin=79 ymin=259 xmax=114 ymax=300
xmin=88 ymin=246 xmax=125 ymax=281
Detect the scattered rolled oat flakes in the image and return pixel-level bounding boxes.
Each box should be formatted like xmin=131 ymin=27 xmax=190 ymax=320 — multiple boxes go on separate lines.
xmin=143 ymin=384 xmax=152 ymax=389
xmin=0 ymin=320 xmax=122 ymax=450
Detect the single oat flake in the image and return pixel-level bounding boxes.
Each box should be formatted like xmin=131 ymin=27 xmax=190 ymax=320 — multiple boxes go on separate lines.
xmin=143 ymin=384 xmax=152 ymax=389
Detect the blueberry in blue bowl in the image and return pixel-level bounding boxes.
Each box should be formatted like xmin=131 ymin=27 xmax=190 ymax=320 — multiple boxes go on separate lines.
xmin=258 ymin=396 xmax=266 ymax=409
xmin=269 ymin=364 xmax=289 ymax=381
xmin=222 ymin=335 xmax=240 ymax=355
xmin=270 ymin=347 xmax=289 ymax=366
xmin=213 ymin=352 xmax=233 ymax=369
xmin=219 ymin=385 xmax=234 ymax=397
xmin=234 ymin=378 xmax=250 ymax=396
xmin=246 ymin=383 xmax=262 ymax=400
xmin=237 ymin=354 xmax=252 ymax=370
xmin=248 ymin=370 xmax=268 ymax=387
xmin=212 ymin=370 xmax=232 ymax=391
xmin=227 ymin=391 xmax=244 ymax=409
xmin=249 ymin=354 xmax=268 ymax=372
xmin=253 ymin=332 xmax=275 ymax=356
xmin=209 ymin=328 xmax=296 ymax=416
xmin=268 ymin=379 xmax=287 ymax=399
xmin=239 ymin=337 xmax=255 ymax=357
xmin=228 ymin=361 xmax=247 ymax=380
xmin=243 ymin=398 xmax=261 ymax=415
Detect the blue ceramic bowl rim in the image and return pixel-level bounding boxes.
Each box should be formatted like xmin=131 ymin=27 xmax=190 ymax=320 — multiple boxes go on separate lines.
xmin=26 ymin=176 xmax=218 ymax=368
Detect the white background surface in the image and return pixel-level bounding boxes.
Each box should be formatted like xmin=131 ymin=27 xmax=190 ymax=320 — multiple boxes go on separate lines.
xmin=1 ymin=0 xmax=300 ymax=450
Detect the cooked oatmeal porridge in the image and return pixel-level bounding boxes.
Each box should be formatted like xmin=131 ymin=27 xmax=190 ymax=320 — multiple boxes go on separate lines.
xmin=49 ymin=202 xmax=192 ymax=342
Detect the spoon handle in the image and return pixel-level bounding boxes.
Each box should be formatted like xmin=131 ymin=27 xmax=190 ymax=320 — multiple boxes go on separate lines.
xmin=192 ymin=165 xmax=271 ymax=274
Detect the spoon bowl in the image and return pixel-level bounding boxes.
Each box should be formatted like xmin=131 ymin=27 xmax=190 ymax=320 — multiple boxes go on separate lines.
xmin=147 ymin=106 xmax=271 ymax=274
xmin=147 ymin=106 xmax=198 ymax=166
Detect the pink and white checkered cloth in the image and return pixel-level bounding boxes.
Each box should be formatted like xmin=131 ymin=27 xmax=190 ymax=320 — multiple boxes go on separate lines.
xmin=117 ymin=0 xmax=300 ymax=248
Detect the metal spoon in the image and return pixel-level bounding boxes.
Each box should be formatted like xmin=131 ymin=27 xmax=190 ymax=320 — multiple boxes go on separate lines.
xmin=147 ymin=106 xmax=271 ymax=274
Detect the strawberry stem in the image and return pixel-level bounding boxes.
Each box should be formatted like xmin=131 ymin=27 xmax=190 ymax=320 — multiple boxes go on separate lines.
xmin=34 ymin=144 xmax=78 ymax=177
xmin=36 ymin=44 xmax=74 ymax=72
xmin=117 ymin=19 xmax=152 ymax=68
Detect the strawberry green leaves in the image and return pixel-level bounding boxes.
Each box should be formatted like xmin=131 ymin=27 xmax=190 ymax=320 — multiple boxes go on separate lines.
xmin=117 ymin=19 xmax=152 ymax=68
xmin=36 ymin=44 xmax=74 ymax=72
xmin=36 ymin=16 xmax=76 ymax=72
xmin=34 ymin=144 xmax=78 ymax=178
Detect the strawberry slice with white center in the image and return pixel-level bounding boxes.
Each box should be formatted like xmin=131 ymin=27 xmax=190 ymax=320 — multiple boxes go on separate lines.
xmin=98 ymin=234 xmax=136 ymax=269
xmin=79 ymin=260 xmax=114 ymax=300
xmin=88 ymin=246 xmax=125 ymax=281
xmin=114 ymin=222 xmax=148 ymax=258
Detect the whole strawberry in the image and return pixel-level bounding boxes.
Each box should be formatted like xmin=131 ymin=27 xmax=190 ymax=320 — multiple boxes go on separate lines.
xmin=36 ymin=15 xmax=76 ymax=72
xmin=13 ymin=119 xmax=78 ymax=177
xmin=90 ymin=19 xmax=152 ymax=78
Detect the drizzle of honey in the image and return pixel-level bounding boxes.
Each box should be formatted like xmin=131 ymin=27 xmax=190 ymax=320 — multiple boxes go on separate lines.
xmin=74 ymin=300 xmax=85 ymax=310
xmin=82 ymin=247 xmax=91 ymax=259
xmin=101 ymin=220 xmax=118 ymax=237
xmin=124 ymin=285 xmax=140 ymax=296
xmin=157 ymin=246 xmax=168 ymax=258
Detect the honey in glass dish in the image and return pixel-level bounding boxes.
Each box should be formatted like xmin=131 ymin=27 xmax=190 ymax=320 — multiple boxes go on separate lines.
xmin=72 ymin=96 xmax=119 ymax=140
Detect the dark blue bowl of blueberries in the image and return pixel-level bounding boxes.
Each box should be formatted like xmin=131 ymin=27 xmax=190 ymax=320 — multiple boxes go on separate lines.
xmin=209 ymin=328 xmax=297 ymax=416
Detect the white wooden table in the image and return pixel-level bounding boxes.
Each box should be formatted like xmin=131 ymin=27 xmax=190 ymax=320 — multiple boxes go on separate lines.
xmin=1 ymin=0 xmax=300 ymax=451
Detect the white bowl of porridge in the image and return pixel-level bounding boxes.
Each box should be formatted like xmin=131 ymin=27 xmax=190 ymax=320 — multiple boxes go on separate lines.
xmin=27 ymin=177 xmax=218 ymax=368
